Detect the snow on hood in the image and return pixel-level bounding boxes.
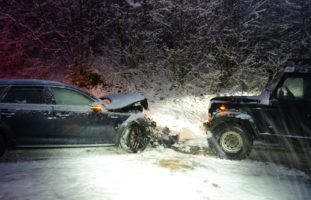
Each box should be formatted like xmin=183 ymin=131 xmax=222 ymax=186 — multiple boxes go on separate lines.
xmin=101 ymin=92 xmax=146 ymax=110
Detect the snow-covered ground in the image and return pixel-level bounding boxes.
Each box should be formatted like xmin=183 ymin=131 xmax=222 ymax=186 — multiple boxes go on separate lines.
xmin=0 ymin=147 xmax=310 ymax=200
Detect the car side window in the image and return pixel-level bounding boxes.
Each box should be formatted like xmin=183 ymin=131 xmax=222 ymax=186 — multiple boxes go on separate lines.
xmin=3 ymin=86 xmax=45 ymax=104
xmin=51 ymin=87 xmax=94 ymax=105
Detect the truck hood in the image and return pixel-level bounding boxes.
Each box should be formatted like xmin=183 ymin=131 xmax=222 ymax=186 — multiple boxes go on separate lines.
xmin=210 ymin=96 xmax=260 ymax=104
xmin=100 ymin=92 xmax=147 ymax=110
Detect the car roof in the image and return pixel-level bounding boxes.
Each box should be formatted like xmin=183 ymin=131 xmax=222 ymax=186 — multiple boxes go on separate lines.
xmin=0 ymin=79 xmax=76 ymax=88
xmin=0 ymin=79 xmax=98 ymax=100
xmin=284 ymin=65 xmax=311 ymax=73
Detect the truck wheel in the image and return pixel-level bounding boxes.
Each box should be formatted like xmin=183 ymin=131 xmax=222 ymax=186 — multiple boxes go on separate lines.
xmin=0 ymin=135 xmax=6 ymax=157
xmin=119 ymin=123 xmax=150 ymax=153
xmin=208 ymin=123 xmax=253 ymax=160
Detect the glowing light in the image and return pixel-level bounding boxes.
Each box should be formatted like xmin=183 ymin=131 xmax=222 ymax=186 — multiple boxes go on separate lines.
xmin=219 ymin=105 xmax=227 ymax=111
xmin=203 ymin=118 xmax=210 ymax=123
xmin=90 ymin=104 xmax=104 ymax=112
xmin=203 ymin=115 xmax=211 ymax=124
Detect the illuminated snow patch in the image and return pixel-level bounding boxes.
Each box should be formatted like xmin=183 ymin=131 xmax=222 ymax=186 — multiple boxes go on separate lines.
xmin=147 ymin=95 xmax=212 ymax=141
xmin=0 ymin=148 xmax=310 ymax=200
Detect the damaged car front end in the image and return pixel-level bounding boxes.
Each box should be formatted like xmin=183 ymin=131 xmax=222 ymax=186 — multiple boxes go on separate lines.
xmin=99 ymin=92 xmax=156 ymax=153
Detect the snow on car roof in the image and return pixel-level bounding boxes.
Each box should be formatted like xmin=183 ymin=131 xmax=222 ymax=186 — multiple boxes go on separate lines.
xmin=0 ymin=79 xmax=82 ymax=90
xmin=284 ymin=66 xmax=311 ymax=73
xmin=0 ymin=79 xmax=66 ymax=86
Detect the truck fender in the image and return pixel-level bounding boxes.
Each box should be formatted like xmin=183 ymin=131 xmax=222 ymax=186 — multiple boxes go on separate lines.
xmin=210 ymin=111 xmax=259 ymax=138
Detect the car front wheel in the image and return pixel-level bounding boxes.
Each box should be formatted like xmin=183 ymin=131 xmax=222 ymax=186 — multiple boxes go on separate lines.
xmin=208 ymin=123 xmax=253 ymax=160
xmin=119 ymin=123 xmax=150 ymax=153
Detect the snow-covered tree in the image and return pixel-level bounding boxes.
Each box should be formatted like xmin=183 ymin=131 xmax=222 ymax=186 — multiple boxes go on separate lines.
xmin=1 ymin=0 xmax=310 ymax=93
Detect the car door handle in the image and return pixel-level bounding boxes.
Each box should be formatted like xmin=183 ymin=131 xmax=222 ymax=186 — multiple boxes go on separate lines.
xmin=55 ymin=113 xmax=70 ymax=117
xmin=43 ymin=111 xmax=53 ymax=116
xmin=0 ymin=112 xmax=15 ymax=116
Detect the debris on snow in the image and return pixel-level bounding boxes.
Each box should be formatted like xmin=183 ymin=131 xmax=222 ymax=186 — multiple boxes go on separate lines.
xmin=150 ymin=126 xmax=179 ymax=148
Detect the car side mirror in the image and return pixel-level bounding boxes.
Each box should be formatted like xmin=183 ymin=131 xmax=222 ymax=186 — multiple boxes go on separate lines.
xmin=269 ymin=88 xmax=282 ymax=105
xmin=89 ymin=102 xmax=104 ymax=112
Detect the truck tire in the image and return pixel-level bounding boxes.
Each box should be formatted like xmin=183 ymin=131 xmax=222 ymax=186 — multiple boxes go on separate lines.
xmin=208 ymin=123 xmax=253 ymax=160
xmin=0 ymin=135 xmax=6 ymax=157
xmin=119 ymin=123 xmax=150 ymax=153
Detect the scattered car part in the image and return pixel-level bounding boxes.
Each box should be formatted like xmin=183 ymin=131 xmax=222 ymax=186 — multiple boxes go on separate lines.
xmin=150 ymin=126 xmax=179 ymax=148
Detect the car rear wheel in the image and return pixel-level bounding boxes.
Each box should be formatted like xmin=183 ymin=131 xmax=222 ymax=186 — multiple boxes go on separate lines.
xmin=119 ymin=123 xmax=150 ymax=153
xmin=0 ymin=135 xmax=6 ymax=157
xmin=208 ymin=123 xmax=253 ymax=160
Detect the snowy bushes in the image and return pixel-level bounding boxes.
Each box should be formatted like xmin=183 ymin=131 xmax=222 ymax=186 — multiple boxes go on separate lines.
xmin=0 ymin=0 xmax=310 ymax=93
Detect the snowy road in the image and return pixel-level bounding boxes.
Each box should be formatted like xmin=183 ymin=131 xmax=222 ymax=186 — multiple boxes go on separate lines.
xmin=0 ymin=145 xmax=310 ymax=200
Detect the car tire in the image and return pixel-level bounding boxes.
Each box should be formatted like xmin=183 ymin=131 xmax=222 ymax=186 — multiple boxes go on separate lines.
xmin=208 ymin=123 xmax=253 ymax=160
xmin=119 ymin=123 xmax=150 ymax=153
xmin=0 ymin=135 xmax=6 ymax=157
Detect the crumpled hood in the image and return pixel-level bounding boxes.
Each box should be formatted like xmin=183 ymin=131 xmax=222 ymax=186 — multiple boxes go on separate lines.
xmin=211 ymin=96 xmax=260 ymax=104
xmin=101 ymin=92 xmax=147 ymax=110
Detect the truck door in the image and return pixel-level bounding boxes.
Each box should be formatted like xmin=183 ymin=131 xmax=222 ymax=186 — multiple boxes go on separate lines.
xmin=275 ymin=75 xmax=311 ymax=139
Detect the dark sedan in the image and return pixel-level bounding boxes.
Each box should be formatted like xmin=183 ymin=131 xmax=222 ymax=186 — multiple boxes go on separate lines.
xmin=0 ymin=79 xmax=153 ymax=157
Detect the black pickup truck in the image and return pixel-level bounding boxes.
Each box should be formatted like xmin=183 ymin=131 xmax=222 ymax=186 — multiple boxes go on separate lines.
xmin=204 ymin=64 xmax=311 ymax=160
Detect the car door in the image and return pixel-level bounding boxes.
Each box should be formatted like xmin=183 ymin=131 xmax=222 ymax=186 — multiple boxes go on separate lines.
xmin=0 ymin=86 xmax=54 ymax=145
xmin=50 ymin=86 xmax=119 ymax=144
xmin=275 ymin=74 xmax=311 ymax=139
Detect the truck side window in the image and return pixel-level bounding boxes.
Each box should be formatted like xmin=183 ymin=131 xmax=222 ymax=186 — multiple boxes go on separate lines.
xmin=278 ymin=78 xmax=303 ymax=100
xmin=51 ymin=87 xmax=94 ymax=105
xmin=3 ymin=87 xmax=45 ymax=104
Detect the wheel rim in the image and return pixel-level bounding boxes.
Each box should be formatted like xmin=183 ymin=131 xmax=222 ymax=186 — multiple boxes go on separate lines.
xmin=128 ymin=125 xmax=149 ymax=152
xmin=220 ymin=131 xmax=243 ymax=153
